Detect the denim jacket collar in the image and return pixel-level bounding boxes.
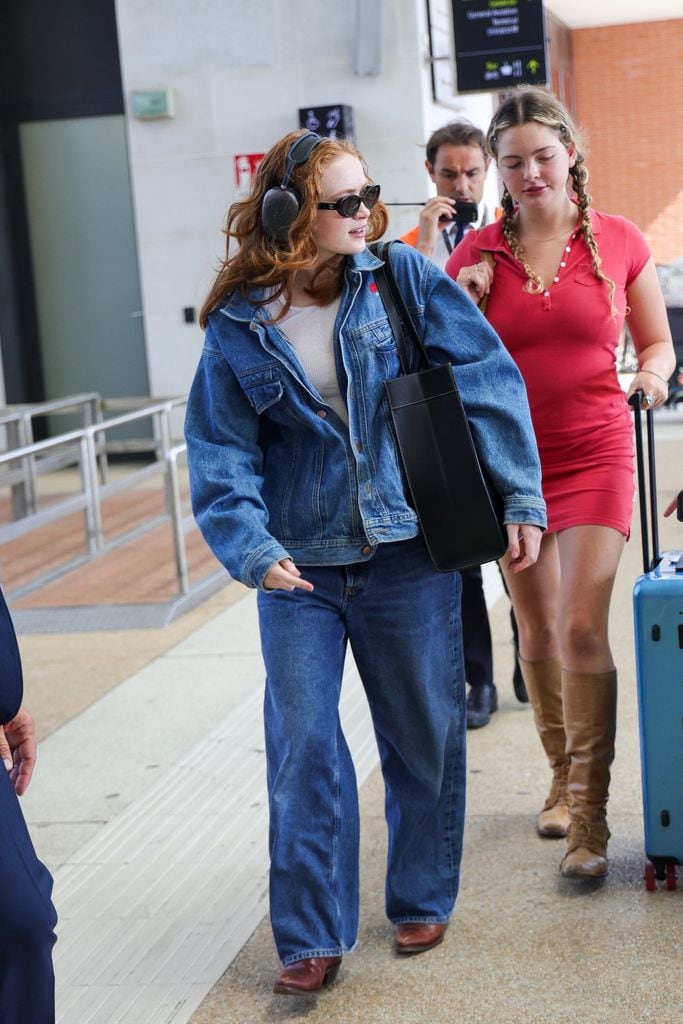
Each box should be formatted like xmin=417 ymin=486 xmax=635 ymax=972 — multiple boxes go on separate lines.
xmin=219 ymin=248 xmax=385 ymax=324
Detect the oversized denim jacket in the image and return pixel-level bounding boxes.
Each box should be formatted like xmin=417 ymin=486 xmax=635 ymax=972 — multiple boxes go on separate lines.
xmin=185 ymin=243 xmax=546 ymax=588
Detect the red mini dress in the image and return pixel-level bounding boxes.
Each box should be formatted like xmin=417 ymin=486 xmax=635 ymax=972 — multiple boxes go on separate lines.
xmin=445 ymin=210 xmax=650 ymax=536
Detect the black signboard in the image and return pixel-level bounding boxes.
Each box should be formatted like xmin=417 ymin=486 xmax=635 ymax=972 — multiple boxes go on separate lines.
xmin=452 ymin=0 xmax=547 ymax=94
xmin=298 ymin=104 xmax=355 ymax=142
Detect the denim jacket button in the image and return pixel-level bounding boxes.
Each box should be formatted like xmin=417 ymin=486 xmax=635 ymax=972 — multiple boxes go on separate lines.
xmin=361 ymin=545 xmax=373 ymax=555
xmin=316 ymin=409 xmax=327 ymax=418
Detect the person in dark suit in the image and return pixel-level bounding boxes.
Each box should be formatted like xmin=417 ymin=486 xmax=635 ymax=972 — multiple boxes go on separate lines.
xmin=401 ymin=120 xmax=526 ymax=728
xmin=0 ymin=585 xmax=57 ymax=1021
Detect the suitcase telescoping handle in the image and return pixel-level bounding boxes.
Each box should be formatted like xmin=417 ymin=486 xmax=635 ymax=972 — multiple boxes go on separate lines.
xmin=628 ymin=390 xmax=660 ymax=573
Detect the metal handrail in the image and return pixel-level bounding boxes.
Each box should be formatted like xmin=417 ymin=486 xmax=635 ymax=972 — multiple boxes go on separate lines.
xmin=100 ymin=395 xmax=188 ymax=456
xmin=166 ymin=444 xmax=191 ymax=593
xmin=82 ymin=400 xmax=183 ymax=551
xmin=0 ymin=393 xmax=104 ymax=518
xmin=0 ymin=428 xmax=86 ymax=464
xmin=0 ymin=391 xmax=103 ymax=429
xmin=0 ymin=399 xmax=201 ymax=600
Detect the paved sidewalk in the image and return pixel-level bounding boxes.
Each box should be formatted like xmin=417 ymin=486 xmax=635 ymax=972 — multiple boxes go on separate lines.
xmin=15 ymin=418 xmax=683 ymax=1024
xmin=189 ymin=432 xmax=683 ymax=1024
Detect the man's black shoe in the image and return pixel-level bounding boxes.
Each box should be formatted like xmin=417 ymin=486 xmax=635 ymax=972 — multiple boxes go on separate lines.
xmin=466 ymin=683 xmax=498 ymax=730
xmin=512 ymin=661 xmax=529 ymax=703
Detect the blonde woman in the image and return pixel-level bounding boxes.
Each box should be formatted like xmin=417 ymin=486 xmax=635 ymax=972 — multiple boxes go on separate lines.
xmin=447 ymin=86 xmax=675 ymax=880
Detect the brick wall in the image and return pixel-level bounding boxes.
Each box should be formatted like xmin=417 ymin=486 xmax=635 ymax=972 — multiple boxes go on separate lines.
xmin=572 ymin=20 xmax=683 ymax=265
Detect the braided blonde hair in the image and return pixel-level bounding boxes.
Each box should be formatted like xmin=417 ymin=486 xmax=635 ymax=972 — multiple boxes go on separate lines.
xmin=487 ymin=87 xmax=616 ymax=315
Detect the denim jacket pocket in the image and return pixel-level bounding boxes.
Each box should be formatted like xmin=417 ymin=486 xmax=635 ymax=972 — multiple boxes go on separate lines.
xmin=353 ymin=317 xmax=401 ymax=378
xmin=239 ymin=366 xmax=284 ymax=414
xmin=366 ymin=319 xmax=397 ymax=351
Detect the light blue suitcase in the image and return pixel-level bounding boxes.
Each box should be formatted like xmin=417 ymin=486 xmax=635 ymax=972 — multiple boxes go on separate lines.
xmin=630 ymin=394 xmax=683 ymax=891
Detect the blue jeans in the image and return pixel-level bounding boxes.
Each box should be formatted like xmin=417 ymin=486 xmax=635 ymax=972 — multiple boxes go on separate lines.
xmin=257 ymin=536 xmax=466 ymax=965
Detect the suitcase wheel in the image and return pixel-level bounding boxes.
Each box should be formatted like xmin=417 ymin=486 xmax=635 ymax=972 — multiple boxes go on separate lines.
xmin=645 ymin=860 xmax=678 ymax=891
xmin=665 ymin=863 xmax=677 ymax=892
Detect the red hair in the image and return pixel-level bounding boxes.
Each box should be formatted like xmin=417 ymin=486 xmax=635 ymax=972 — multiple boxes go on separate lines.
xmin=200 ymin=130 xmax=388 ymax=327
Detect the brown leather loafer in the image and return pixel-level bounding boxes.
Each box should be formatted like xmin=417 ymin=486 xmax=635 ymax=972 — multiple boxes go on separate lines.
xmin=273 ymin=956 xmax=342 ymax=995
xmin=395 ymin=922 xmax=447 ymax=955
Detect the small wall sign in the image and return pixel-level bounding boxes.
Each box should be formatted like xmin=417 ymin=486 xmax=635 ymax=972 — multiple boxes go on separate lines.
xmin=130 ymin=90 xmax=175 ymax=120
xmin=451 ymin=0 xmax=547 ymax=94
xmin=234 ymin=153 xmax=265 ymax=197
xmin=298 ymin=105 xmax=355 ymax=141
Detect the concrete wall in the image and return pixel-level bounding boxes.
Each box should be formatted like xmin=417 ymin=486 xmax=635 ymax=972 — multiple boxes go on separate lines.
xmin=114 ymin=0 xmax=495 ymax=398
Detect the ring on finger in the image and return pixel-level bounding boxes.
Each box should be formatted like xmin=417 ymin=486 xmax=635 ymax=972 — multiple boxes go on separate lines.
xmin=644 ymin=392 xmax=655 ymax=406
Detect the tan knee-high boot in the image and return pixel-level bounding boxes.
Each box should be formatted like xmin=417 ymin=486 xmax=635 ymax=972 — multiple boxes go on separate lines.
xmin=519 ymin=657 xmax=571 ymax=838
xmin=560 ymin=669 xmax=617 ymax=879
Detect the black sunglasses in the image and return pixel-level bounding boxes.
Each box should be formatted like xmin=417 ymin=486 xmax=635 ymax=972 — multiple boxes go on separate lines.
xmin=317 ymin=183 xmax=381 ymax=218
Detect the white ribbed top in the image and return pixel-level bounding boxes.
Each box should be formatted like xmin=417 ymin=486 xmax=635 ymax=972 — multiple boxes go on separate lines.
xmin=270 ymin=295 xmax=348 ymax=425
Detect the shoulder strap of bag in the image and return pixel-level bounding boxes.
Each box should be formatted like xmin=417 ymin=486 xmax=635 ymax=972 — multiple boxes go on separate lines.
xmin=369 ymin=240 xmax=431 ymax=374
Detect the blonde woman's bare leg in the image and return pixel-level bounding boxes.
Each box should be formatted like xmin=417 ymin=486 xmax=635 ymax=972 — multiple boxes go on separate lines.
xmin=500 ymin=531 xmax=560 ymax=663
xmin=555 ymin=525 xmax=625 ymax=673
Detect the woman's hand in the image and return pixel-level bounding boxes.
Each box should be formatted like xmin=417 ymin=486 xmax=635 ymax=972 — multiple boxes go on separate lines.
xmin=455 ymin=260 xmax=493 ymax=304
xmin=505 ymin=523 xmax=542 ymax=573
xmin=626 ymin=369 xmax=669 ymax=410
xmin=263 ymin=558 xmax=314 ymax=593
xmin=624 ymin=262 xmax=675 ymax=410
xmin=663 ymin=493 xmax=682 ymax=518
xmin=0 ymin=708 xmax=37 ymax=796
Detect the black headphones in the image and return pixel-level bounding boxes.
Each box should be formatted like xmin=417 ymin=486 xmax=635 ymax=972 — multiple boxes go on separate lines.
xmin=261 ymin=131 xmax=325 ymax=244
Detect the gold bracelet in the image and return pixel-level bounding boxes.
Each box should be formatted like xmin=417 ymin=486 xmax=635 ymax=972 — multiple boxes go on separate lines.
xmin=640 ymin=368 xmax=668 ymax=384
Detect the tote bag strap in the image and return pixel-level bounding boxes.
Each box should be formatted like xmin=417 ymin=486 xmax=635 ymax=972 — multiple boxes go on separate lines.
xmin=370 ymin=240 xmax=431 ymax=374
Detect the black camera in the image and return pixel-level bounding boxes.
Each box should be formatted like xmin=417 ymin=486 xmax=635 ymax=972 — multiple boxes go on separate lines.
xmin=439 ymin=199 xmax=479 ymax=224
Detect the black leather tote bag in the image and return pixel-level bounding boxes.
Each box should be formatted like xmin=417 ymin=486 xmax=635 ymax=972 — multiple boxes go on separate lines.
xmin=370 ymin=240 xmax=506 ymax=572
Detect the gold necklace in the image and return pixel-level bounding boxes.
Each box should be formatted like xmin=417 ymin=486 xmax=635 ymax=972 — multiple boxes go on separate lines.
xmin=522 ymin=226 xmax=578 ymax=242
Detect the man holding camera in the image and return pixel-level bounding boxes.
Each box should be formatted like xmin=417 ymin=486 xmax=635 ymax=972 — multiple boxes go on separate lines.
xmin=400 ymin=120 xmax=524 ymax=729
xmin=400 ymin=120 xmax=492 ymax=271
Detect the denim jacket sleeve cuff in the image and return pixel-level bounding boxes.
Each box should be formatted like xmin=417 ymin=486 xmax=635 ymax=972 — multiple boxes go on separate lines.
xmin=243 ymin=540 xmax=292 ymax=590
xmin=502 ymin=495 xmax=547 ymax=531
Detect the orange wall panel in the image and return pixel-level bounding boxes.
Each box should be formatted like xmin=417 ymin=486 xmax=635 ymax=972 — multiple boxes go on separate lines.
xmin=572 ymin=20 xmax=683 ymax=264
